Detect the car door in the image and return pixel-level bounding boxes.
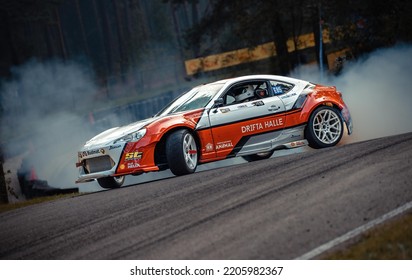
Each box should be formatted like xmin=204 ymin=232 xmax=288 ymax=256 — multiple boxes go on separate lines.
xmin=208 ymin=83 xmax=286 ymax=158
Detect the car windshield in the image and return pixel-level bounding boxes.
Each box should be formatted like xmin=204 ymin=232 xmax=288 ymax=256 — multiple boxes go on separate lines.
xmin=156 ymin=83 xmax=224 ymax=116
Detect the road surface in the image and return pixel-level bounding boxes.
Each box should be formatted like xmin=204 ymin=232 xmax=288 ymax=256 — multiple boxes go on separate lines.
xmin=1 ymin=132 xmax=412 ymax=259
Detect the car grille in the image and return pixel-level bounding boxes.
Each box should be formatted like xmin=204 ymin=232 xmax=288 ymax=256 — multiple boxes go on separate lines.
xmin=84 ymin=156 xmax=114 ymax=173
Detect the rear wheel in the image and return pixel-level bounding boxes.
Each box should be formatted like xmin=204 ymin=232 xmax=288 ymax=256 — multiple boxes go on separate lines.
xmin=242 ymin=151 xmax=274 ymax=162
xmin=97 ymin=176 xmax=125 ymax=189
xmin=166 ymin=129 xmax=198 ymax=176
xmin=306 ymin=106 xmax=344 ymax=149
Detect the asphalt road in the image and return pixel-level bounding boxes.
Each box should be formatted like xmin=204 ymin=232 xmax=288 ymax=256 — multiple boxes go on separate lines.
xmin=1 ymin=132 xmax=412 ymax=259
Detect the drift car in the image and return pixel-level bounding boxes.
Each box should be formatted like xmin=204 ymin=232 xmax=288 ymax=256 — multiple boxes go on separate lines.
xmin=76 ymin=75 xmax=352 ymax=188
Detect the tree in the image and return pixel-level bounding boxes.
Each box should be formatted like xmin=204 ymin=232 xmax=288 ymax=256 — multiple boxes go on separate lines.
xmin=322 ymin=0 xmax=412 ymax=58
xmin=165 ymin=0 xmax=321 ymax=75
xmin=0 ymin=0 xmax=66 ymax=76
xmin=165 ymin=0 xmax=412 ymax=75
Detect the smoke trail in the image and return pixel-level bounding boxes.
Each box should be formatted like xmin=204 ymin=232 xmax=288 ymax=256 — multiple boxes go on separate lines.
xmin=291 ymin=44 xmax=412 ymax=142
xmin=1 ymin=59 xmax=99 ymax=191
xmin=2 ymin=45 xmax=410 ymax=194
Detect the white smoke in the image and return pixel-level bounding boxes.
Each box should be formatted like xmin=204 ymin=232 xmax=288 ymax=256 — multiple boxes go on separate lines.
xmin=291 ymin=44 xmax=412 ymax=142
xmin=2 ymin=45 xmax=411 ymax=194
xmin=1 ymin=59 xmax=99 ymax=191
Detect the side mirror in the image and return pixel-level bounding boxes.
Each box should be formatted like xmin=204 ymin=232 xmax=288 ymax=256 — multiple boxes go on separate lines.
xmin=214 ymin=97 xmax=224 ymax=107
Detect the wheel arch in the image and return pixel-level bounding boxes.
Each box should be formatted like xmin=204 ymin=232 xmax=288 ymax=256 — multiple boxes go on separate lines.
xmin=309 ymin=101 xmax=342 ymax=116
xmin=153 ymin=125 xmax=201 ymax=168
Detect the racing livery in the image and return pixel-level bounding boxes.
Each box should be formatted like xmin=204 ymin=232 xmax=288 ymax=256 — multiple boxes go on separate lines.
xmin=76 ymin=75 xmax=353 ymax=188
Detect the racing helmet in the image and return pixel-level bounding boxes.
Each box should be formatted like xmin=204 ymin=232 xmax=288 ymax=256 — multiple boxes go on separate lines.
xmin=235 ymin=85 xmax=254 ymax=102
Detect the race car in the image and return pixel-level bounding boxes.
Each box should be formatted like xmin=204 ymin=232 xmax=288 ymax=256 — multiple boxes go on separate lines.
xmin=76 ymin=74 xmax=353 ymax=188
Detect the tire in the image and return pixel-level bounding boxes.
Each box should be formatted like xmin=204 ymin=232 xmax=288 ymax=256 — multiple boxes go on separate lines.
xmin=242 ymin=150 xmax=274 ymax=162
xmin=305 ymin=106 xmax=344 ymax=149
xmin=97 ymin=176 xmax=125 ymax=189
xmin=166 ymin=129 xmax=198 ymax=176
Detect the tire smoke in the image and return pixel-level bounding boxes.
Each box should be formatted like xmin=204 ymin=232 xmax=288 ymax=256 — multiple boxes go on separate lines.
xmin=292 ymin=44 xmax=412 ymax=142
xmin=1 ymin=59 xmax=99 ymax=191
xmin=2 ymin=45 xmax=411 ymax=194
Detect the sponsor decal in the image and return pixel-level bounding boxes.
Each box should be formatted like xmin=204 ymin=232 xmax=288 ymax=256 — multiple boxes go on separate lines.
xmin=281 ymin=92 xmax=297 ymax=99
xmin=241 ymin=118 xmax=284 ymax=133
xmin=216 ymin=140 xmax=234 ymax=150
xmin=127 ymin=162 xmax=140 ymax=169
xmin=273 ymin=85 xmax=284 ymax=95
xmin=264 ymin=118 xmax=283 ymax=128
xmin=220 ymin=108 xmax=230 ymax=113
xmin=290 ymin=140 xmax=306 ymax=147
xmin=242 ymin=123 xmax=263 ymax=133
xmin=78 ymin=148 xmax=104 ymax=159
xmin=237 ymin=104 xmax=248 ymax=109
xmin=125 ymin=151 xmax=143 ymax=161
xmin=205 ymin=143 xmax=214 ymax=152
xmin=252 ymin=100 xmax=265 ymax=106
xmin=120 ymin=164 xmax=126 ymax=170
xmin=109 ymin=144 xmax=121 ymax=150
xmin=186 ymin=111 xmax=203 ymax=119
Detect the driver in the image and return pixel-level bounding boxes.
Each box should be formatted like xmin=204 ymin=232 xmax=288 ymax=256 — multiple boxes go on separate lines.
xmin=235 ymin=85 xmax=255 ymax=103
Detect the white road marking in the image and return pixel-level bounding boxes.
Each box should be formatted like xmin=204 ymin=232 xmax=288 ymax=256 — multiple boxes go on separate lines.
xmin=295 ymin=201 xmax=412 ymax=260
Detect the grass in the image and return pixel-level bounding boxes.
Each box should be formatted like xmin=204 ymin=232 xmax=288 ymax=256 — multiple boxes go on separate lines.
xmin=0 ymin=193 xmax=80 ymax=214
xmin=323 ymin=211 xmax=412 ymax=259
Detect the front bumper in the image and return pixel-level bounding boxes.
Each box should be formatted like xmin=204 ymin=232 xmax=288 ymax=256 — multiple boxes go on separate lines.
xmin=76 ymin=170 xmax=116 ymax=183
xmin=76 ymin=144 xmax=124 ymax=183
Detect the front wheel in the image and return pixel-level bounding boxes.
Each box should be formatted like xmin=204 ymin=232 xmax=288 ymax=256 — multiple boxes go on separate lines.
xmin=305 ymin=106 xmax=344 ymax=149
xmin=166 ymin=129 xmax=198 ymax=176
xmin=97 ymin=176 xmax=125 ymax=189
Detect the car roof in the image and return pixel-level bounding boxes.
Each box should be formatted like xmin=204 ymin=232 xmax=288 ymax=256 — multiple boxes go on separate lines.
xmin=209 ymin=74 xmax=307 ymax=86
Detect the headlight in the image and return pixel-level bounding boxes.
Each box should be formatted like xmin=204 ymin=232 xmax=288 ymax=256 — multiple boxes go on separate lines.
xmin=114 ymin=128 xmax=146 ymax=144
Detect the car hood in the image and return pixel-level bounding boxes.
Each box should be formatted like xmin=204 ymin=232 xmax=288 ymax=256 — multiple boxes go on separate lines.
xmin=83 ymin=117 xmax=159 ymax=148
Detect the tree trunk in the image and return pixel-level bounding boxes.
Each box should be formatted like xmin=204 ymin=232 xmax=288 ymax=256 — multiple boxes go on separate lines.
xmin=190 ymin=1 xmax=200 ymax=57
xmin=92 ymin=0 xmax=110 ymax=77
xmin=99 ymin=0 xmax=118 ymax=77
xmin=0 ymin=153 xmax=8 ymax=204
xmin=3 ymin=12 xmax=20 ymax=67
xmin=312 ymin=8 xmax=328 ymax=72
xmin=271 ymin=15 xmax=291 ymax=75
xmin=112 ymin=0 xmax=126 ymax=76
xmin=74 ymin=0 xmax=91 ymax=58
xmin=54 ymin=7 xmax=68 ymax=60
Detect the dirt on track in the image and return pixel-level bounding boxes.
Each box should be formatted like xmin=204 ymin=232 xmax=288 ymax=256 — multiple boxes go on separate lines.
xmin=0 ymin=132 xmax=412 ymax=259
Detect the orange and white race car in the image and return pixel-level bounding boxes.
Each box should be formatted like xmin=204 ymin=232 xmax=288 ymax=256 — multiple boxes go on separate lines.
xmin=76 ymin=75 xmax=352 ymax=188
